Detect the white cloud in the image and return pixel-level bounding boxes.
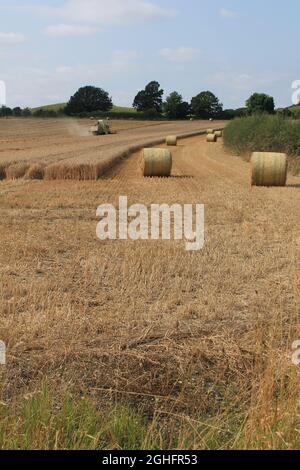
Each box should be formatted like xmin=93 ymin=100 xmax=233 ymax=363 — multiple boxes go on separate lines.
xmin=2 ymin=48 xmax=140 ymax=107
xmin=159 ymin=47 xmax=199 ymax=62
xmin=24 ymin=0 xmax=176 ymax=26
xmin=44 ymin=24 xmax=99 ymax=37
xmin=0 ymin=32 xmax=26 ymax=46
xmin=219 ymin=8 xmax=239 ymax=19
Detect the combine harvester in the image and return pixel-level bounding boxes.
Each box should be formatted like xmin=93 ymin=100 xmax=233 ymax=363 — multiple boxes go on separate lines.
xmin=90 ymin=119 xmax=115 ymax=136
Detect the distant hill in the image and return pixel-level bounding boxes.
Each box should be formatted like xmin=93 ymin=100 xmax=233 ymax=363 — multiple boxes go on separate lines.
xmin=288 ymin=105 xmax=300 ymax=113
xmin=31 ymin=103 xmax=66 ymax=112
xmin=276 ymin=104 xmax=300 ymax=113
xmin=31 ymin=103 xmax=137 ymax=113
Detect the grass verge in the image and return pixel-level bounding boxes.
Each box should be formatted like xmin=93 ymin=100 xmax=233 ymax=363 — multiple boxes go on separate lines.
xmin=1 ymin=375 xmax=299 ymax=450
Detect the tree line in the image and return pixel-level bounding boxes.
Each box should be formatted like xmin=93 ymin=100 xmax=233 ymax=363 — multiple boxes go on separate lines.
xmin=0 ymin=81 xmax=279 ymax=119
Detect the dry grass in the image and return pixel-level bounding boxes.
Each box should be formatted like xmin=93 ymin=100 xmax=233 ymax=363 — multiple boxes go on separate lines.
xmin=5 ymin=162 xmax=30 ymax=180
xmin=0 ymin=163 xmax=7 ymax=180
xmin=26 ymin=164 xmax=45 ymax=180
xmin=0 ymin=131 xmax=300 ymax=449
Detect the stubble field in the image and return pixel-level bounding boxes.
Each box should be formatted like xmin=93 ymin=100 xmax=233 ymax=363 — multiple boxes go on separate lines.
xmin=0 ymin=118 xmax=223 ymax=180
xmin=0 ymin=118 xmax=299 ymax=449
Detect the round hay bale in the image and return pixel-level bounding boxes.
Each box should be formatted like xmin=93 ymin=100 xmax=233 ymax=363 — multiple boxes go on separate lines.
xmin=207 ymin=129 xmax=214 ymax=134
xmin=142 ymin=148 xmax=172 ymax=177
xmin=207 ymin=133 xmax=217 ymax=143
xmin=166 ymin=135 xmax=177 ymax=146
xmin=215 ymin=130 xmax=223 ymax=138
xmin=251 ymin=152 xmax=288 ymax=187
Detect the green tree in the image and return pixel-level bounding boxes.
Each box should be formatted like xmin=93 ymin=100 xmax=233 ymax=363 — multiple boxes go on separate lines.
xmin=133 ymin=81 xmax=164 ymax=113
xmin=22 ymin=108 xmax=32 ymax=117
xmin=221 ymin=109 xmax=236 ymax=120
xmin=13 ymin=107 xmax=22 ymax=117
xmin=191 ymin=91 xmax=223 ymax=119
xmin=164 ymin=92 xmax=190 ymax=119
xmin=234 ymin=107 xmax=248 ymax=118
xmin=0 ymin=106 xmax=13 ymax=117
xmin=65 ymin=86 xmax=113 ymax=115
xmin=246 ymin=93 xmax=275 ymax=114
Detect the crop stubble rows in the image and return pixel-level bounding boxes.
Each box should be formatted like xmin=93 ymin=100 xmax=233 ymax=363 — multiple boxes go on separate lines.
xmin=0 ymin=123 xmax=300 ymax=447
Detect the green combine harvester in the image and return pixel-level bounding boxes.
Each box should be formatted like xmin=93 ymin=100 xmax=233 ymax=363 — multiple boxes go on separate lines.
xmin=91 ymin=119 xmax=113 ymax=136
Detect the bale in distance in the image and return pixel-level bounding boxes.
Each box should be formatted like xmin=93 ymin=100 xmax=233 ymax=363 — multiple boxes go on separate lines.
xmin=207 ymin=133 xmax=217 ymax=143
xmin=142 ymin=148 xmax=172 ymax=177
xmin=166 ymin=135 xmax=177 ymax=146
xmin=207 ymin=129 xmax=214 ymax=134
xmin=251 ymin=152 xmax=288 ymax=187
xmin=215 ymin=130 xmax=223 ymax=138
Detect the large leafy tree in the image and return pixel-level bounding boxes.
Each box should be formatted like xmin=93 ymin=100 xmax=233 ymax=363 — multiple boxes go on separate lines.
xmin=0 ymin=106 xmax=13 ymax=117
xmin=164 ymin=91 xmax=190 ymax=119
xmin=13 ymin=107 xmax=22 ymax=117
xmin=246 ymin=93 xmax=275 ymax=114
xmin=65 ymin=86 xmax=113 ymax=115
xmin=133 ymin=81 xmax=164 ymax=113
xmin=191 ymin=91 xmax=223 ymax=119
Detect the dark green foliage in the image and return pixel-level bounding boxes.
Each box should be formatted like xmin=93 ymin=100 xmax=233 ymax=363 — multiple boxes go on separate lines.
xmin=22 ymin=108 xmax=32 ymax=117
xmin=221 ymin=109 xmax=236 ymax=120
xmin=234 ymin=107 xmax=248 ymax=118
xmin=77 ymin=110 xmax=167 ymax=120
xmin=133 ymin=81 xmax=164 ymax=113
xmin=65 ymin=86 xmax=113 ymax=115
xmin=276 ymin=108 xmax=293 ymax=118
xmin=0 ymin=106 xmax=13 ymax=117
xmin=13 ymin=107 xmax=22 ymax=117
xmin=246 ymin=93 xmax=275 ymax=115
xmin=164 ymin=91 xmax=190 ymax=119
xmin=191 ymin=91 xmax=223 ymax=119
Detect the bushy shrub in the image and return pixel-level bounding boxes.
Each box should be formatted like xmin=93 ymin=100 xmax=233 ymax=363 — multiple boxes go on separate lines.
xmin=223 ymin=114 xmax=300 ymax=159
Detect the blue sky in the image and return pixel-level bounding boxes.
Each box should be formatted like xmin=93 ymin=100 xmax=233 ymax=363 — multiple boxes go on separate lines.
xmin=0 ymin=0 xmax=299 ymax=108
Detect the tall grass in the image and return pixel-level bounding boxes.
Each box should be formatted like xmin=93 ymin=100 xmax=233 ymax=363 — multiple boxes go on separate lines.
xmin=223 ymin=115 xmax=300 ymax=174
xmin=1 ymin=376 xmax=299 ymax=450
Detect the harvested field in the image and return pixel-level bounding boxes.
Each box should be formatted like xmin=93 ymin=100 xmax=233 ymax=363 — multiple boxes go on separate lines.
xmin=0 ymin=124 xmax=300 ymax=449
xmin=0 ymin=118 xmax=225 ymax=180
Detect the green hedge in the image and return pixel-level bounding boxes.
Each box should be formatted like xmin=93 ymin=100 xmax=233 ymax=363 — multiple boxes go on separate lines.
xmin=74 ymin=110 xmax=168 ymax=120
xmin=223 ymin=114 xmax=300 ymax=158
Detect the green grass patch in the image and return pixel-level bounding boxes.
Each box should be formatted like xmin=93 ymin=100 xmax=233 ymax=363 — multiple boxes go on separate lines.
xmin=112 ymin=106 xmax=137 ymax=113
xmin=31 ymin=103 xmax=66 ymax=112
xmin=288 ymin=105 xmax=300 ymax=114
xmin=32 ymin=104 xmax=136 ymax=114
xmin=1 ymin=382 xmax=299 ymax=450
